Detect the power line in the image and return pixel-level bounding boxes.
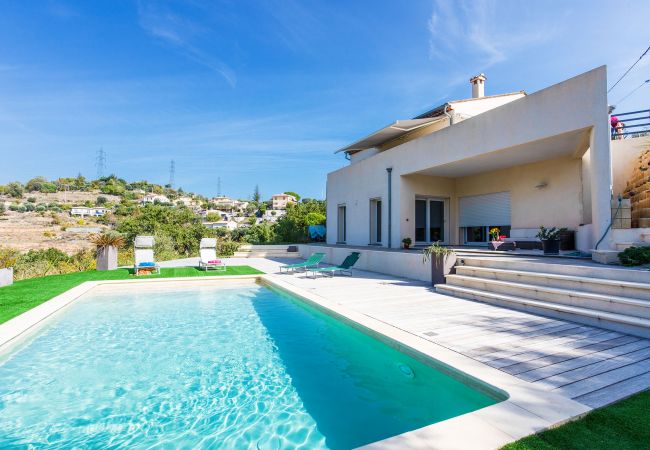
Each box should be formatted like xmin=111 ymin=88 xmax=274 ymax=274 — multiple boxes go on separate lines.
xmin=615 ymin=79 xmax=650 ymax=105
xmin=96 ymin=148 xmax=106 ymax=179
xmin=608 ymin=44 xmax=650 ymax=93
xmin=168 ymin=160 xmax=175 ymax=188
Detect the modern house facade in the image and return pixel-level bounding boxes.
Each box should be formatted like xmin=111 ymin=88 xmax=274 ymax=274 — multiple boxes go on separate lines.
xmin=326 ymin=67 xmax=625 ymax=257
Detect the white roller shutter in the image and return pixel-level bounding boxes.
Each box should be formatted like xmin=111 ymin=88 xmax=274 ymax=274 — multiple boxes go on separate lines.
xmin=459 ymin=192 xmax=511 ymax=227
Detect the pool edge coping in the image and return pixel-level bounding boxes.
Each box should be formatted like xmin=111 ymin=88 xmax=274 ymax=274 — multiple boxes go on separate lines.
xmin=0 ymin=274 xmax=592 ymax=449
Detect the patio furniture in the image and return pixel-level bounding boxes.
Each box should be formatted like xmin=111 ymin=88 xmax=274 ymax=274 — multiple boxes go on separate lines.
xmin=308 ymin=252 xmax=360 ymax=277
xmin=199 ymin=238 xmax=226 ymax=272
xmin=279 ymin=252 xmax=325 ymax=273
xmin=134 ymin=236 xmax=161 ymax=276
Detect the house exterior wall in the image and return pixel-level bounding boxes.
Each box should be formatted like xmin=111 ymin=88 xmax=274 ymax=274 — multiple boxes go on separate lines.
xmin=326 ymin=66 xmax=611 ymax=249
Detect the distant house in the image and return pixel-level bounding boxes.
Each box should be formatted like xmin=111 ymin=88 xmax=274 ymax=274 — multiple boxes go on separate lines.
xmin=272 ymin=194 xmax=297 ymax=209
xmin=212 ymin=196 xmax=237 ymax=210
xmin=70 ymin=206 xmax=109 ymax=217
xmin=140 ymin=194 xmax=171 ymax=205
xmin=263 ymin=209 xmax=286 ymax=222
xmin=204 ymin=220 xmax=238 ymax=231
xmin=177 ymin=196 xmax=198 ymax=208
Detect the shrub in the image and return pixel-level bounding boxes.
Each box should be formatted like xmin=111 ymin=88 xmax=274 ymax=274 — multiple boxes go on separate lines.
xmin=27 ymin=197 xmax=36 ymax=203
xmin=618 ymin=246 xmax=650 ymax=266
xmin=4 ymin=182 xmax=24 ymax=198
xmin=23 ymin=203 xmax=35 ymax=212
xmin=12 ymin=248 xmax=95 ymax=280
xmin=0 ymin=247 xmax=19 ymax=269
xmin=217 ymin=240 xmax=240 ymax=257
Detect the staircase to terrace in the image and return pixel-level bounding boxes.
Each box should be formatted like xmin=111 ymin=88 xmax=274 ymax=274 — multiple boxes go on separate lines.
xmin=437 ymin=256 xmax=650 ymax=339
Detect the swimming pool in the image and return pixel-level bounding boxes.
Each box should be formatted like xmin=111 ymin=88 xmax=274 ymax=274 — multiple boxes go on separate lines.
xmin=0 ymin=281 xmax=500 ymax=449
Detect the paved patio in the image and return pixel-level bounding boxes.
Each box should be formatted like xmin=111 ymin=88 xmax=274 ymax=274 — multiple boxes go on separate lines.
xmin=206 ymin=256 xmax=650 ymax=409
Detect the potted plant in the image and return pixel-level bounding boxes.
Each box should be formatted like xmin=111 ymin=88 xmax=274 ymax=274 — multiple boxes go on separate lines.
xmin=402 ymin=237 xmax=412 ymax=249
xmin=0 ymin=247 xmax=18 ymax=287
xmin=536 ymin=226 xmax=566 ymax=255
xmin=90 ymin=231 xmax=125 ymax=271
xmin=422 ymin=242 xmax=456 ymax=285
xmin=488 ymin=227 xmax=508 ymax=251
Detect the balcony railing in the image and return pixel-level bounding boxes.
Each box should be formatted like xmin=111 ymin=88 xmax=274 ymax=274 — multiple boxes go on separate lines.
xmin=611 ymin=109 xmax=650 ymax=139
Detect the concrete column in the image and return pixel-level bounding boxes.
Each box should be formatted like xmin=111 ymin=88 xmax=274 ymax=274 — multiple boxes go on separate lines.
xmin=589 ymin=124 xmax=614 ymax=250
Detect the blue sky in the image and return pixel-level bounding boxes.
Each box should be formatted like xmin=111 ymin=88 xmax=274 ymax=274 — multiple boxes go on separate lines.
xmin=0 ymin=1 xmax=649 ymax=200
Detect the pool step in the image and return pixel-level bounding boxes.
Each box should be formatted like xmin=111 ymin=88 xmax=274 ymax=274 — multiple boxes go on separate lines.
xmin=435 ymin=284 xmax=650 ymax=339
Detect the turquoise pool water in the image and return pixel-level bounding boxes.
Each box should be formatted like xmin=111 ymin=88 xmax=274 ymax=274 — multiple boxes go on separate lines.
xmin=0 ymin=283 xmax=498 ymax=449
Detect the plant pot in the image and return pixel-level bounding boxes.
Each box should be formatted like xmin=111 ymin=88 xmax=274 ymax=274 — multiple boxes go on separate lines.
xmin=488 ymin=241 xmax=503 ymax=251
xmin=541 ymin=239 xmax=560 ymax=255
xmin=96 ymin=246 xmax=118 ymax=271
xmin=0 ymin=267 xmax=13 ymax=287
xmin=431 ymin=253 xmax=457 ymax=285
xmin=403 ymin=244 xmax=410 ymax=250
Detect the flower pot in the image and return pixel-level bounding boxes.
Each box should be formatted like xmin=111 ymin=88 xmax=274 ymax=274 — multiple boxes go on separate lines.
xmin=96 ymin=246 xmax=118 ymax=271
xmin=403 ymin=244 xmax=410 ymax=250
xmin=0 ymin=267 xmax=13 ymax=287
xmin=431 ymin=253 xmax=457 ymax=285
xmin=488 ymin=241 xmax=503 ymax=251
xmin=542 ymin=239 xmax=560 ymax=255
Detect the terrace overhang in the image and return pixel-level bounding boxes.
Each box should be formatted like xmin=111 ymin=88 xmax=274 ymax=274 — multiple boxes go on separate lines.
xmin=408 ymin=127 xmax=592 ymax=178
xmin=335 ymin=117 xmax=446 ymax=155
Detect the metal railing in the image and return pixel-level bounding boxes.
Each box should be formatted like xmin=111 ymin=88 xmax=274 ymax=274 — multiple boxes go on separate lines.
xmin=611 ymin=108 xmax=650 ymax=139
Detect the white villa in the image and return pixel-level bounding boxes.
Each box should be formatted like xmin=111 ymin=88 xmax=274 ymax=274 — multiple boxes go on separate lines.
xmin=326 ymin=67 xmax=648 ymax=263
xmin=70 ymin=206 xmax=110 ymax=217
xmin=272 ymin=193 xmax=297 ymax=209
xmin=140 ymin=194 xmax=171 ymax=205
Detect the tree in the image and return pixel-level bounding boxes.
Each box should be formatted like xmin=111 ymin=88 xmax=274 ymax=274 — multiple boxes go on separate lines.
xmin=116 ymin=204 xmax=211 ymax=256
xmin=274 ymin=200 xmax=326 ymax=243
xmin=252 ymin=184 xmax=261 ymax=202
xmin=96 ymin=196 xmax=108 ymax=206
xmin=284 ymin=191 xmax=301 ymax=201
xmin=205 ymin=212 xmax=222 ymax=222
xmin=5 ymin=182 xmax=24 ymax=198
xmin=25 ymin=176 xmax=48 ymax=192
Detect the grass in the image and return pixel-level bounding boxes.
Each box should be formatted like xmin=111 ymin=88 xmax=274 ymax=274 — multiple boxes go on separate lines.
xmin=502 ymin=389 xmax=650 ymax=450
xmin=0 ymin=266 xmax=264 ymax=325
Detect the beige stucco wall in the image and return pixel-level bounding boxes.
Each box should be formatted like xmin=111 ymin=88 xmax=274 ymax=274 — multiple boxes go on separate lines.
xmin=454 ymin=156 xmax=583 ymax=229
xmin=396 ymin=157 xmax=583 ymax=245
xmin=611 ymin=136 xmax=650 ymax=197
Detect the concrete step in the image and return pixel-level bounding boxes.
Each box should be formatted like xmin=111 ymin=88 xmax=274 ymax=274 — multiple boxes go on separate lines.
xmin=436 ymin=284 xmax=650 ymax=339
xmin=446 ymin=274 xmax=650 ymax=319
xmin=457 ymin=256 xmax=650 ymax=284
xmin=454 ymin=265 xmax=650 ymax=300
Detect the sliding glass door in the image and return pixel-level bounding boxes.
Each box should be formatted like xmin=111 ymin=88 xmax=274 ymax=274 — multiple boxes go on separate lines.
xmin=415 ymin=197 xmax=447 ymax=244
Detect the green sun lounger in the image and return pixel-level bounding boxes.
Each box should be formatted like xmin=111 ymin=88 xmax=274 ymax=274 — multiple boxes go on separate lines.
xmin=279 ymin=252 xmax=325 ymax=273
xmin=308 ymin=252 xmax=360 ymax=277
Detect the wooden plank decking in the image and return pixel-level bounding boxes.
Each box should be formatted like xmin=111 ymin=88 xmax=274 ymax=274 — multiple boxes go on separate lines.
xmin=267 ymin=265 xmax=650 ymax=409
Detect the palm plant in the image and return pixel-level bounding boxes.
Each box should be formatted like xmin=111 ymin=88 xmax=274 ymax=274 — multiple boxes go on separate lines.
xmin=89 ymin=231 xmax=125 ymax=249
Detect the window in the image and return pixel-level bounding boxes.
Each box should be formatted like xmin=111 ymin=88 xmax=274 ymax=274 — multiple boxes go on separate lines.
xmin=370 ymin=199 xmax=382 ymax=244
xmin=337 ymin=205 xmax=346 ymax=243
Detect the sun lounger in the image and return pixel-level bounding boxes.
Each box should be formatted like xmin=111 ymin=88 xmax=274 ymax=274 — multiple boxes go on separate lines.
xmin=199 ymin=238 xmax=226 ymax=271
xmin=134 ymin=236 xmax=161 ymax=275
xmin=279 ymin=252 xmax=325 ymax=273
xmin=308 ymin=252 xmax=360 ymax=277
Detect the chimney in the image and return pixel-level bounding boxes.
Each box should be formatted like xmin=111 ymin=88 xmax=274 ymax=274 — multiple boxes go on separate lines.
xmin=470 ymin=73 xmax=487 ymax=98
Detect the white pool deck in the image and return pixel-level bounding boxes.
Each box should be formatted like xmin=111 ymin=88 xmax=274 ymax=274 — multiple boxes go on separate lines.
xmin=2 ymin=256 xmax=649 ymax=449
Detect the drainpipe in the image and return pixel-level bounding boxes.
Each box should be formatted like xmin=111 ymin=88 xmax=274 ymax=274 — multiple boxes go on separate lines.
xmin=386 ymin=167 xmax=393 ymax=248
xmin=443 ymin=104 xmax=454 ymax=125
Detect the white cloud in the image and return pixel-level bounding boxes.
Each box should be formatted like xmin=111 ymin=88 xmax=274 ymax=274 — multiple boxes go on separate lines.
xmin=427 ymin=0 xmax=553 ymax=70
xmin=136 ymin=1 xmax=237 ymax=87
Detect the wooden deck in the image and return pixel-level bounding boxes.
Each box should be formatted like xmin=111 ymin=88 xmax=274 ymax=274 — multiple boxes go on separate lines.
xmin=260 ymin=262 xmax=650 ymax=409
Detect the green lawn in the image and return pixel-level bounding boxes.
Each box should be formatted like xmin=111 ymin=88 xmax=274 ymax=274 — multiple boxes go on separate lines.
xmin=502 ymin=390 xmax=650 ymax=450
xmin=0 ymin=266 xmax=263 ymax=325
